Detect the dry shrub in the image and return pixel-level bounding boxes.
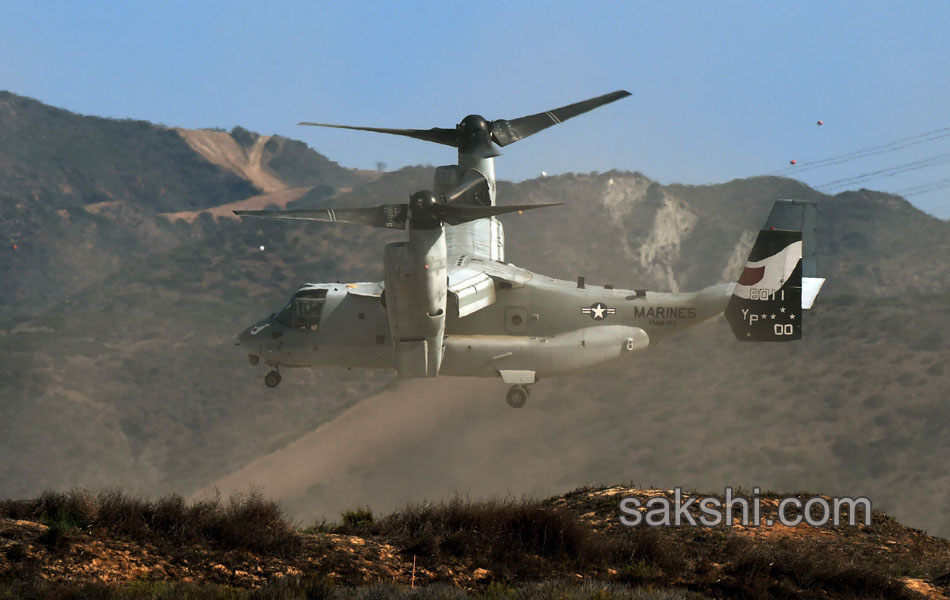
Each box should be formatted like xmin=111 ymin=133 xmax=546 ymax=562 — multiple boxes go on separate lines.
xmin=615 ymin=526 xmax=690 ymax=582
xmin=718 ymin=536 xmax=915 ymax=600
xmin=0 ymin=489 xmax=301 ymax=557
xmin=350 ymin=497 xmax=600 ymax=577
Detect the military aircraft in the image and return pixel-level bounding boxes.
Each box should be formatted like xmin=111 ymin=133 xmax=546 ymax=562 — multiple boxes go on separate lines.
xmin=236 ymin=91 xmax=825 ymax=407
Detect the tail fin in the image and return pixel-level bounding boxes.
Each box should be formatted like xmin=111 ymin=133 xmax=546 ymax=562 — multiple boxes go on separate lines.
xmin=764 ymin=199 xmax=825 ymax=309
xmin=725 ymin=200 xmax=822 ymax=342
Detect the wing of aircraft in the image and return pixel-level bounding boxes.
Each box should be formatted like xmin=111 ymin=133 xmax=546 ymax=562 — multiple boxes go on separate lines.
xmin=444 ymin=257 xmax=534 ymax=318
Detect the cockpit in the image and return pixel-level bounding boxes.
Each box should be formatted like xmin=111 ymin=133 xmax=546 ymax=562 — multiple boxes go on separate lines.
xmin=274 ymin=287 xmax=328 ymax=331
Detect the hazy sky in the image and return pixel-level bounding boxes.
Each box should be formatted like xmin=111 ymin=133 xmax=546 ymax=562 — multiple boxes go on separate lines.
xmin=2 ymin=1 xmax=948 ymax=218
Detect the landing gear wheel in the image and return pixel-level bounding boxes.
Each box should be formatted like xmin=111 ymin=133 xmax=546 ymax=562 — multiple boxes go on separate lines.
xmin=506 ymin=385 xmax=528 ymax=408
xmin=264 ymin=369 xmax=281 ymax=388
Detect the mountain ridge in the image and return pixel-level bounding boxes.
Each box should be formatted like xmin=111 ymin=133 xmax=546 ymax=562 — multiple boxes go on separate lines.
xmin=1 ymin=92 xmax=947 ymax=544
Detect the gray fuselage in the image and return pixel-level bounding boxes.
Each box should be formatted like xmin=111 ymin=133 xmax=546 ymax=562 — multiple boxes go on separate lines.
xmin=237 ymin=273 xmax=734 ymax=379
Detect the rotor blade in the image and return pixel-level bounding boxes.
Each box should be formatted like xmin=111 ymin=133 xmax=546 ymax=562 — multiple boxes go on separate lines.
xmin=438 ymin=202 xmax=561 ymax=226
xmin=234 ymin=204 xmax=408 ymax=229
xmin=490 ymin=90 xmax=632 ymax=147
xmin=298 ymin=122 xmax=458 ymax=147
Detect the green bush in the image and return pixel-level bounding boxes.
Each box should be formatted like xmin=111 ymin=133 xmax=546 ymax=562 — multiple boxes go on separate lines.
xmin=230 ymin=126 xmax=258 ymax=148
xmin=341 ymin=507 xmax=374 ymax=529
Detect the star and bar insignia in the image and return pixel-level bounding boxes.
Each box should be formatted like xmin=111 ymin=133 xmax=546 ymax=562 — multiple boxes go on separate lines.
xmin=582 ymin=302 xmax=616 ymax=320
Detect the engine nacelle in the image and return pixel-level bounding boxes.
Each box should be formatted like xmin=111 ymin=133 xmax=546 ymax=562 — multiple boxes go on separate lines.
xmin=440 ymin=325 xmax=649 ymax=379
xmin=383 ymin=228 xmax=447 ymax=378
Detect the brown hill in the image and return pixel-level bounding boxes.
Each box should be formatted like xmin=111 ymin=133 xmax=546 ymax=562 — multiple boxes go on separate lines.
xmin=1 ymin=486 xmax=948 ymax=599
xmin=0 ymin=91 xmax=366 ymax=315
xmin=1 ymin=92 xmax=948 ymax=556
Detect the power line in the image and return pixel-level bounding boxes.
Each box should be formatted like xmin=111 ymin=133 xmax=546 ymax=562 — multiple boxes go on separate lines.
xmin=817 ymin=152 xmax=950 ymax=190
xmin=773 ymin=126 xmax=950 ymax=176
xmin=896 ymin=177 xmax=950 ymax=197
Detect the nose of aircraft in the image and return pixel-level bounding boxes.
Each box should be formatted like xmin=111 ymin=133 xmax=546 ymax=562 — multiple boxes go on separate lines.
xmin=237 ymin=323 xmax=264 ymax=365
xmin=237 ymin=326 xmax=254 ymax=348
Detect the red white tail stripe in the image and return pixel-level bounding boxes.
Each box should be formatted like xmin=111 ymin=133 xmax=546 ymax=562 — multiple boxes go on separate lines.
xmin=733 ymin=240 xmax=802 ymax=300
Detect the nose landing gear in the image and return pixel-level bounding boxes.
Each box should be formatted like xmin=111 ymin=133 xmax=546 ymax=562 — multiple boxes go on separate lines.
xmin=506 ymin=384 xmax=529 ymax=408
xmin=264 ymin=368 xmax=281 ymax=388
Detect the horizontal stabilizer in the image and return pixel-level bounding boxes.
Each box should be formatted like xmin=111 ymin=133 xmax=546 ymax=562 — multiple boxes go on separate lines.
xmin=802 ymin=277 xmax=825 ymax=309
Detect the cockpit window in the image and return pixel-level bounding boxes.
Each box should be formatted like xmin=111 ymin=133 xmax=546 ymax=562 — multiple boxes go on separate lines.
xmin=275 ymin=288 xmax=328 ymax=331
xmin=274 ymin=302 xmax=293 ymax=327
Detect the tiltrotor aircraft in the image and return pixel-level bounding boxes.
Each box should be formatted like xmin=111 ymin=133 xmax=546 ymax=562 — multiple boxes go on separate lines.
xmin=236 ymin=91 xmax=825 ymax=407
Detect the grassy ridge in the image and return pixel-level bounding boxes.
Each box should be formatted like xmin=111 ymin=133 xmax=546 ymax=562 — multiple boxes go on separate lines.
xmin=4 ymin=488 xmax=945 ymax=599
xmin=0 ymin=489 xmax=300 ymax=557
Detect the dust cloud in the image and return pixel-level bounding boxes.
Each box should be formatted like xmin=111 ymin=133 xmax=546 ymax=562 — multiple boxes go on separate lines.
xmin=194 ymin=377 xmax=606 ymax=524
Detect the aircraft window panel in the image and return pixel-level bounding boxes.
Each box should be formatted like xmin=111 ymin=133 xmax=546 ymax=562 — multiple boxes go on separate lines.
xmin=293 ymin=297 xmax=325 ymax=330
xmin=275 ymin=302 xmax=293 ymax=327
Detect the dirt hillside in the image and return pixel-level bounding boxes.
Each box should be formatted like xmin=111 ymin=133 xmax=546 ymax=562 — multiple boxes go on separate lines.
xmin=174 ymin=129 xmax=288 ymax=193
